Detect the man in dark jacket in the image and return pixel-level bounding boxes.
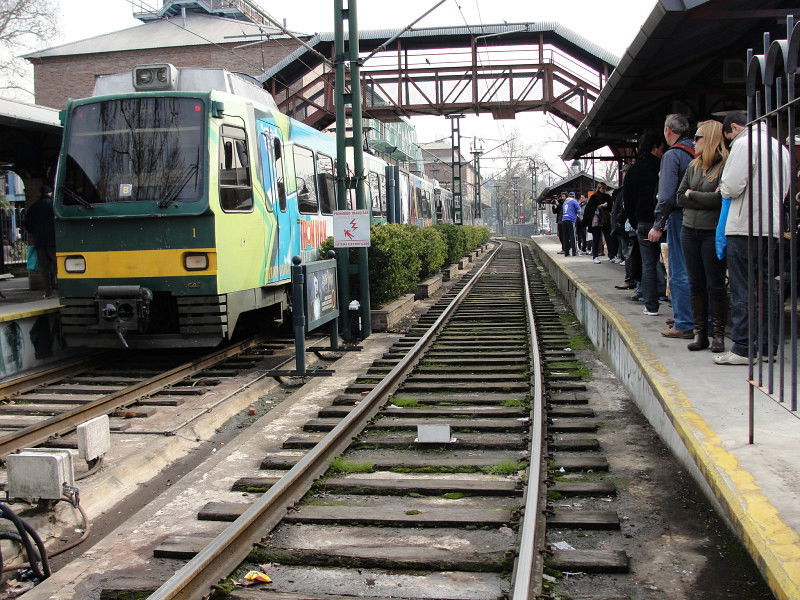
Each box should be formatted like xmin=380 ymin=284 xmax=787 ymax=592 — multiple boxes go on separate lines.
xmin=553 ymin=192 xmax=566 ymax=253
xmin=648 ymin=114 xmax=695 ymax=337
xmin=24 ymin=185 xmax=57 ymax=298
xmin=626 ymin=133 xmax=664 ymax=312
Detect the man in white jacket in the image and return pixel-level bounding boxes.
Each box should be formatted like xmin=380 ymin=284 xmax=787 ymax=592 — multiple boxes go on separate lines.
xmin=714 ymin=111 xmax=789 ymax=365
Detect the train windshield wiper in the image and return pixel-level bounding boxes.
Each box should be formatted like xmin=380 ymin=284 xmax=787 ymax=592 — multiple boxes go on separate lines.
xmin=60 ymin=185 xmax=93 ymax=209
xmin=158 ymin=164 xmax=199 ymax=209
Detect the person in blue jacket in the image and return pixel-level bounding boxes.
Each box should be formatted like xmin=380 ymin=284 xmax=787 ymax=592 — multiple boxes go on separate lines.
xmin=647 ymin=114 xmax=695 ymax=339
xmin=561 ymin=191 xmax=581 ymax=257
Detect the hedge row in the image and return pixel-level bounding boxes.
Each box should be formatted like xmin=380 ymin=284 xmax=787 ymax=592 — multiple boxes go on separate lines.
xmin=322 ymin=224 xmax=490 ymax=307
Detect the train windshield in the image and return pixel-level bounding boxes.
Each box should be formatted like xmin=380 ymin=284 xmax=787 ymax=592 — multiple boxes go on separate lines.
xmin=62 ymin=97 xmax=204 ymax=205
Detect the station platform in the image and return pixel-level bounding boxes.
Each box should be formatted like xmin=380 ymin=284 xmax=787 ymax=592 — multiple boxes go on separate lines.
xmin=528 ymin=235 xmax=800 ymax=600
xmin=0 ymin=274 xmax=73 ymax=379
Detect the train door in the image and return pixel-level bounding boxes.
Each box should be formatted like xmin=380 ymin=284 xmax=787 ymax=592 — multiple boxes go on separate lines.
xmin=259 ymin=124 xmax=295 ymax=283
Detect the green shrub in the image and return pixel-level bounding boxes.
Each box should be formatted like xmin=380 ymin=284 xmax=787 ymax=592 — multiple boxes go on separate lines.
xmin=434 ymin=224 xmax=467 ymax=265
xmin=367 ymin=224 xmax=421 ymax=306
xmin=413 ymin=226 xmax=447 ymax=279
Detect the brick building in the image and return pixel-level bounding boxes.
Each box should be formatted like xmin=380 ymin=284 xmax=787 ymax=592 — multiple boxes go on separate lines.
xmin=25 ymin=5 xmax=302 ymax=109
xmin=418 ymin=140 xmax=484 ymax=223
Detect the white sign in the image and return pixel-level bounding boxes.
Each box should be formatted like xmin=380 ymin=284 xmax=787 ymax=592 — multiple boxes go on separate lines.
xmin=333 ymin=209 xmax=371 ymax=248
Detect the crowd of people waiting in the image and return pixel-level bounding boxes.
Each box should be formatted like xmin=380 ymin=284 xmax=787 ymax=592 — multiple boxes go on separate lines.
xmin=550 ymin=111 xmax=789 ymax=366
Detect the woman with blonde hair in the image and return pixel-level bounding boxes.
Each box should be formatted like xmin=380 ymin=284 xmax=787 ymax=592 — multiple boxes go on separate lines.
xmin=676 ymin=119 xmax=729 ymax=352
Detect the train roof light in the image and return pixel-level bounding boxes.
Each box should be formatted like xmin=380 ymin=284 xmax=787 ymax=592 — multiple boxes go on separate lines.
xmin=133 ymin=64 xmax=178 ymax=91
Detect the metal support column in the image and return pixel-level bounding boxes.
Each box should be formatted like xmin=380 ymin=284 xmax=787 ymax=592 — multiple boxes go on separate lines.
xmin=471 ymin=149 xmax=482 ymax=221
xmin=447 ymin=114 xmax=464 ymax=225
xmin=334 ymin=0 xmax=371 ymax=338
xmin=333 ymin=2 xmax=351 ymax=340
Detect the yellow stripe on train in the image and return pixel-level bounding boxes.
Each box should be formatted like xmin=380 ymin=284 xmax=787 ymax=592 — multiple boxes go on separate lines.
xmin=56 ymin=249 xmax=218 ymax=279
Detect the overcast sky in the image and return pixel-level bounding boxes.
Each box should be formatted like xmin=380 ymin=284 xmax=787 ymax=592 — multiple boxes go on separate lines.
xmin=48 ymin=0 xmax=657 ymax=179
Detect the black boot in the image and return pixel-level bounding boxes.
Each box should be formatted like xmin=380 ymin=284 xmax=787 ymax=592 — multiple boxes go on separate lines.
xmin=687 ymin=294 xmax=709 ymax=351
xmin=710 ymin=299 xmax=726 ymax=353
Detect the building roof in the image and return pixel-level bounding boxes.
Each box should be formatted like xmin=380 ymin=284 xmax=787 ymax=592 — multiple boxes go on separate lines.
xmin=563 ymin=0 xmax=796 ymax=159
xmin=260 ymin=22 xmax=619 ymax=86
xmin=24 ymin=13 xmax=285 ymax=59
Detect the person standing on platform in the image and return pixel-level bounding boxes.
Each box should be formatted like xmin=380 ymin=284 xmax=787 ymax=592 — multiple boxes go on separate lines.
xmin=554 ymin=192 xmax=566 ymax=254
xmin=626 ymin=133 xmax=664 ymax=312
xmin=648 ymin=114 xmax=695 ymax=337
xmin=576 ymin=194 xmax=588 ymax=254
xmin=561 ymin=191 xmax=581 ymax=256
xmin=24 ymin=184 xmax=57 ymax=299
xmin=582 ymin=183 xmax=612 ymax=264
xmin=714 ymin=111 xmax=789 ymax=365
xmin=676 ymin=120 xmax=728 ymax=352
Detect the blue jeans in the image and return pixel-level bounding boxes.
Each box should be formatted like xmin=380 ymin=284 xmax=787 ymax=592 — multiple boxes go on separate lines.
xmin=666 ymin=212 xmax=693 ymax=331
xmin=637 ymin=222 xmax=660 ymax=312
xmin=727 ymin=236 xmax=779 ymax=357
xmin=680 ymin=227 xmax=726 ymax=301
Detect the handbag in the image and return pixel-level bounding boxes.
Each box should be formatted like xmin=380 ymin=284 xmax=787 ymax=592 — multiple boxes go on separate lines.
xmin=26 ymin=245 xmax=39 ymax=271
xmin=715 ymin=197 xmax=731 ymax=260
xmin=591 ymin=211 xmax=601 ymax=228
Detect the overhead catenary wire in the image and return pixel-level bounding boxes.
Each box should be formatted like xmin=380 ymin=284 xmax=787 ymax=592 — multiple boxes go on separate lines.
xmin=361 ymin=0 xmax=448 ymax=64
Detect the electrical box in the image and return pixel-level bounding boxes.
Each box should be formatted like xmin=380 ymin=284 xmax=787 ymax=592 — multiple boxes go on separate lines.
xmin=77 ymin=415 xmax=111 ymax=461
xmin=7 ymin=449 xmax=75 ymax=501
xmin=416 ymin=424 xmax=454 ymax=444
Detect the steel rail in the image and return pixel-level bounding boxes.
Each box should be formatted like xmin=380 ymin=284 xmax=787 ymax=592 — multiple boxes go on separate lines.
xmin=510 ymin=241 xmax=546 ymax=600
xmin=0 ymin=337 xmax=266 ymax=458
xmin=0 ymin=354 xmax=104 ymax=401
xmin=147 ymin=244 xmax=502 ymax=600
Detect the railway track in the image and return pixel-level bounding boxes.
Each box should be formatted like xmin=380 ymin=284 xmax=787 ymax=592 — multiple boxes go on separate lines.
xmin=0 ymin=337 xmax=296 ymax=459
xmin=118 ymin=241 xmax=549 ymax=600
xmin=18 ymin=240 xmax=774 ymax=600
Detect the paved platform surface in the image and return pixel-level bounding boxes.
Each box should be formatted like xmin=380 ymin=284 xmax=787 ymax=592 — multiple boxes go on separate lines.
xmin=0 ymin=274 xmax=61 ymax=321
xmin=531 ymin=235 xmax=800 ymax=600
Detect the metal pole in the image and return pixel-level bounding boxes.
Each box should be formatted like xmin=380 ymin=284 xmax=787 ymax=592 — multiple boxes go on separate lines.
xmin=291 ymin=256 xmax=306 ymax=375
xmin=346 ymin=0 xmax=372 ymax=337
xmin=472 ymin=149 xmax=482 ymax=221
xmin=333 ymin=0 xmax=351 ymax=342
xmin=447 ymin=114 xmax=464 ymax=225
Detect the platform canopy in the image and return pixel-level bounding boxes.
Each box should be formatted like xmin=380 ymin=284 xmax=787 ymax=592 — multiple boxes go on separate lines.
xmin=563 ymin=0 xmax=799 ymax=160
xmin=536 ymin=171 xmax=616 ymax=204
xmin=0 ymin=98 xmax=61 ymax=181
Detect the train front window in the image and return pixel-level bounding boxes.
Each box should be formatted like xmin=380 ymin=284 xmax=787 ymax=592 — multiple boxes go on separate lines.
xmin=62 ymin=97 xmax=204 ymax=205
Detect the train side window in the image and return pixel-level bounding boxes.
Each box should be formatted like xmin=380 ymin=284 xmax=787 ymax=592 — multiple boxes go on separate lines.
xmin=317 ymin=154 xmax=335 ymax=215
xmin=368 ymin=172 xmax=382 ymax=216
xmin=293 ymin=145 xmax=318 ymax=214
xmin=219 ymin=126 xmax=252 ymax=212
xmin=274 ymin=138 xmax=287 ymax=212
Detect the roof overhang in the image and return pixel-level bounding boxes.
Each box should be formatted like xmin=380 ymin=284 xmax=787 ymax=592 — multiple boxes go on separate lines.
xmin=563 ymin=0 xmax=796 ymax=159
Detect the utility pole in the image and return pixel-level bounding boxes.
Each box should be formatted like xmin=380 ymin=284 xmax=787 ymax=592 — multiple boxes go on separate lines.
xmin=446 ymin=114 xmax=465 ymax=225
xmin=471 ymin=148 xmax=482 ymax=222
xmin=512 ymin=176 xmax=520 ymax=232
xmin=494 ymin=183 xmax=503 ymax=235
xmin=334 ymin=0 xmax=371 ymax=338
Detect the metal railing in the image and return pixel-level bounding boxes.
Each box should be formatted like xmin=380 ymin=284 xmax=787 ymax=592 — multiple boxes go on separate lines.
xmin=745 ymin=19 xmax=800 ymax=442
xmin=1 ymin=204 xmax=25 ymax=274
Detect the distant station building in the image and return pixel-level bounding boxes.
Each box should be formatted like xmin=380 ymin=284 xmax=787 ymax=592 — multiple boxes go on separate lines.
xmin=24 ymin=0 xmax=302 ymax=109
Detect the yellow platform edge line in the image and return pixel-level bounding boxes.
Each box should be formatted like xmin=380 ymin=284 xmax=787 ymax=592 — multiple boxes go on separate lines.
xmin=529 ymin=239 xmax=800 ymax=600
xmin=0 ymin=305 xmax=61 ymax=323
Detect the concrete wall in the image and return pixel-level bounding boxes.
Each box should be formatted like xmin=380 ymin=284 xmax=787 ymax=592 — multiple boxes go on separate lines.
xmin=0 ymin=311 xmax=75 ymax=378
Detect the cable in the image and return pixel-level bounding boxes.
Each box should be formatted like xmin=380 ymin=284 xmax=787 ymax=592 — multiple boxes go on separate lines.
xmin=74 ymin=456 xmax=104 ymax=481
xmin=0 ymin=503 xmax=49 ymax=580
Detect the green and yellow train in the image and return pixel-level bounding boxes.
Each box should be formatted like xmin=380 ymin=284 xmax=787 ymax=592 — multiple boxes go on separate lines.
xmin=54 ymin=64 xmax=453 ymax=348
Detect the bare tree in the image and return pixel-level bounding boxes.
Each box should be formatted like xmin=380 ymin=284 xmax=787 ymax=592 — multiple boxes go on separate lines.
xmin=0 ymin=0 xmax=58 ymax=98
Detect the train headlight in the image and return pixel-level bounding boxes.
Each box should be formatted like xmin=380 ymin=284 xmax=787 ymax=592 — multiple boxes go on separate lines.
xmin=64 ymin=255 xmax=86 ymax=273
xmin=132 ymin=64 xmax=178 ymax=91
xmin=183 ymin=252 xmax=209 ymax=271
